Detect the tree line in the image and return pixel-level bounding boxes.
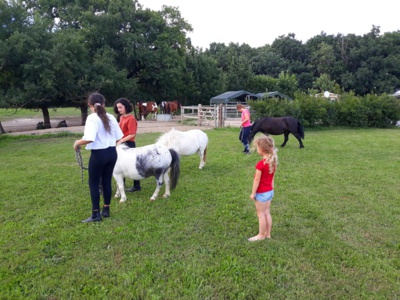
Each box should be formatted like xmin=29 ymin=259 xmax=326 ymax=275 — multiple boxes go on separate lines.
xmin=1 ymin=0 xmax=400 ymax=129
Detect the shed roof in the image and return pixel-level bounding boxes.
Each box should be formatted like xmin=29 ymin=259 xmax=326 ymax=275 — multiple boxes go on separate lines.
xmin=256 ymin=91 xmax=292 ymax=100
xmin=210 ymin=90 xmax=260 ymax=105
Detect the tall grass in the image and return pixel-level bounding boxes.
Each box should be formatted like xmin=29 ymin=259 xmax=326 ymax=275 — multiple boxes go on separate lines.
xmin=0 ymin=128 xmax=399 ymax=299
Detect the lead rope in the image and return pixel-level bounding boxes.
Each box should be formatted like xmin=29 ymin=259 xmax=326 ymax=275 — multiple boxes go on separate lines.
xmin=75 ymin=148 xmax=88 ymax=183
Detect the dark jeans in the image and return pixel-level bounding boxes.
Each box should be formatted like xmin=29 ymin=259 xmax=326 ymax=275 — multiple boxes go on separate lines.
xmin=239 ymin=126 xmax=251 ymax=149
xmin=89 ymin=147 xmax=117 ymax=211
xmin=124 ymin=141 xmax=141 ymax=189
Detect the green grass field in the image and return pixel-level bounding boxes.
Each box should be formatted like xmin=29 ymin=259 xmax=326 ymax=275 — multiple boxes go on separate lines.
xmin=0 ymin=128 xmax=399 ymax=299
xmin=0 ymin=107 xmax=83 ymax=121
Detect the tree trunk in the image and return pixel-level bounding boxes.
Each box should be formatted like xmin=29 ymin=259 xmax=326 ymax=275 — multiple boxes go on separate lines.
xmin=80 ymin=103 xmax=88 ymax=125
xmin=132 ymin=100 xmax=139 ymax=121
xmin=0 ymin=121 xmax=6 ymax=134
xmin=41 ymin=106 xmax=52 ymax=128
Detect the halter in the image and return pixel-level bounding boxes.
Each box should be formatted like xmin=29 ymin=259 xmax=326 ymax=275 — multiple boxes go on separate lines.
xmin=75 ymin=148 xmax=88 ymax=183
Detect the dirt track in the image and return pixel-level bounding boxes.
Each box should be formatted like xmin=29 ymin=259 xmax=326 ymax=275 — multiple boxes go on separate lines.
xmin=3 ymin=117 xmax=226 ymax=136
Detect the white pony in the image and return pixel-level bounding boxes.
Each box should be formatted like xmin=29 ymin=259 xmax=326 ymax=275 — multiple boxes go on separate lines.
xmin=156 ymin=128 xmax=208 ymax=169
xmin=113 ymin=144 xmax=180 ymax=202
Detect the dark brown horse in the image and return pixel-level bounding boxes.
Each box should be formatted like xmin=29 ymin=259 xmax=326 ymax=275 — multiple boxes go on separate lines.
xmin=138 ymin=101 xmax=158 ymax=120
xmin=160 ymin=100 xmax=181 ymax=115
xmin=248 ymin=116 xmax=305 ymax=148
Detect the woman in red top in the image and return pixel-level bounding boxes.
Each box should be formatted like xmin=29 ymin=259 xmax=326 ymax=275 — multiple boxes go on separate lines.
xmin=113 ymin=98 xmax=141 ymax=192
xmin=248 ymin=136 xmax=278 ymax=242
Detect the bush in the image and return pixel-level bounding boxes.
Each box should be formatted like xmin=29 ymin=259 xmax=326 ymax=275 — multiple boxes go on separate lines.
xmin=249 ymin=91 xmax=400 ymax=128
xmin=362 ymin=93 xmax=400 ymax=127
xmin=336 ymin=93 xmax=368 ymax=127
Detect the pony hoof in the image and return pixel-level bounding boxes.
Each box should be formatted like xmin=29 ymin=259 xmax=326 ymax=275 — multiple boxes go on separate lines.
xmin=119 ymin=200 xmax=126 ymax=203
xmin=150 ymin=198 xmax=156 ymax=201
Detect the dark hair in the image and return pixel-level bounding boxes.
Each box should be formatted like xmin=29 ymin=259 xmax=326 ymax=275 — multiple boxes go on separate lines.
xmin=113 ymin=98 xmax=133 ymax=115
xmin=88 ymin=93 xmax=111 ymax=132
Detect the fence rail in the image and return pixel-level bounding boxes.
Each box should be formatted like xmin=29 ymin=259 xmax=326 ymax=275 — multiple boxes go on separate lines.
xmin=180 ymin=104 xmax=247 ymax=127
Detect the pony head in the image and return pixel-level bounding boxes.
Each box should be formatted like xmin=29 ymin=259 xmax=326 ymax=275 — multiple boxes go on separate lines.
xmin=247 ymin=120 xmax=260 ymax=144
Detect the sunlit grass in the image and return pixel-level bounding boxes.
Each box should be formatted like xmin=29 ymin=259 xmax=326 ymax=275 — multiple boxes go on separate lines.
xmin=0 ymin=128 xmax=399 ymax=299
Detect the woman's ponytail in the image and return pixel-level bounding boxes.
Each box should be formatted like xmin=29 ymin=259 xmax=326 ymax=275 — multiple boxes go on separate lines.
xmin=88 ymin=93 xmax=111 ymax=132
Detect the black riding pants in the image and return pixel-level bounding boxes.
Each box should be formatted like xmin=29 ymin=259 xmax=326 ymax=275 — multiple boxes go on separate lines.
xmin=88 ymin=147 xmax=117 ymax=211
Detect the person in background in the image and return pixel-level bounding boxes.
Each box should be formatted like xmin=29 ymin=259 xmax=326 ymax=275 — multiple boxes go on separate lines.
xmin=248 ymin=135 xmax=278 ymax=241
xmin=236 ymin=104 xmax=251 ymax=154
xmin=73 ymin=93 xmax=123 ymax=223
xmin=113 ymin=98 xmax=141 ymax=192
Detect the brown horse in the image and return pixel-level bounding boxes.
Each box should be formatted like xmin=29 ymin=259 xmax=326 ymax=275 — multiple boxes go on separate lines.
xmin=138 ymin=101 xmax=158 ymax=120
xmin=160 ymin=100 xmax=181 ymax=115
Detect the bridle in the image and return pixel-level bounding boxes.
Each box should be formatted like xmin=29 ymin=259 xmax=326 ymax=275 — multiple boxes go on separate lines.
xmin=75 ymin=148 xmax=88 ymax=183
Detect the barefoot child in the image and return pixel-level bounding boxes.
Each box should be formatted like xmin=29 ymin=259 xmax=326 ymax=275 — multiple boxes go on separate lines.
xmin=248 ymin=136 xmax=278 ymax=241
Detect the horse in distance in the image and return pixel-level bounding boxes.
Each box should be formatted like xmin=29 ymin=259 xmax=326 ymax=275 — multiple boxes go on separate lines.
xmin=113 ymin=144 xmax=180 ymax=202
xmin=248 ymin=116 xmax=305 ymax=148
xmin=138 ymin=101 xmax=158 ymax=120
xmin=160 ymin=100 xmax=181 ymax=115
xmin=156 ymin=128 xmax=209 ymax=169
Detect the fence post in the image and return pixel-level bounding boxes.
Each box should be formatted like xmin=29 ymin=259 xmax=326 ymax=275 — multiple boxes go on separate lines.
xmin=218 ymin=104 xmax=223 ymax=127
xmin=216 ymin=104 xmax=219 ymax=127
xmin=197 ymin=104 xmax=202 ymax=126
xmin=181 ymin=106 xmax=183 ymax=122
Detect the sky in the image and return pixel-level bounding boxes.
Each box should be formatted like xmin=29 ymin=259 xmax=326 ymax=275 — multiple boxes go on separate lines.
xmin=142 ymin=0 xmax=400 ymax=49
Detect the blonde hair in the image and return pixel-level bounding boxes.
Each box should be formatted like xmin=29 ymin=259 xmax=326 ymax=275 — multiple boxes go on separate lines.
xmin=253 ymin=136 xmax=278 ymax=173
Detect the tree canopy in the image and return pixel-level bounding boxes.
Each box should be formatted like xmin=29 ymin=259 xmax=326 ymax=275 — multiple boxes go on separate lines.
xmin=1 ymin=0 xmax=399 ymax=127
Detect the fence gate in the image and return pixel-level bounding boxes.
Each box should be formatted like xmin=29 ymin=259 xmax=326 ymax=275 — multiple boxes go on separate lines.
xmin=181 ymin=104 xmax=243 ymax=127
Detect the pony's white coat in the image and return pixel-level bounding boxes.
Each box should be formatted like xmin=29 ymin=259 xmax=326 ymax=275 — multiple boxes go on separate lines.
xmin=113 ymin=144 xmax=179 ymax=202
xmin=156 ymin=128 xmax=208 ymax=169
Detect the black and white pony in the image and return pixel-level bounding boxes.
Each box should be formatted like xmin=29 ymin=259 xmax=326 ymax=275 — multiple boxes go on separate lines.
xmin=156 ymin=128 xmax=208 ymax=169
xmin=113 ymin=144 xmax=180 ymax=202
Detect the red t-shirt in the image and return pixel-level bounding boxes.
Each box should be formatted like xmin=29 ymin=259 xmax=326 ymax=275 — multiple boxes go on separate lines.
xmin=255 ymin=159 xmax=275 ymax=193
xmin=119 ymin=114 xmax=138 ymax=142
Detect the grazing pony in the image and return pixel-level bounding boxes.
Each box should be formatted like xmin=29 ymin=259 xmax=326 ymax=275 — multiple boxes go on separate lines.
xmin=138 ymin=101 xmax=158 ymax=120
xmin=248 ymin=116 xmax=305 ymax=148
xmin=156 ymin=128 xmax=209 ymax=169
xmin=113 ymin=144 xmax=180 ymax=202
xmin=160 ymin=100 xmax=181 ymax=115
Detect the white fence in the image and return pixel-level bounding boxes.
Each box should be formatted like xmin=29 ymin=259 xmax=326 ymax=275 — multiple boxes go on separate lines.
xmin=180 ymin=104 xmax=247 ymax=127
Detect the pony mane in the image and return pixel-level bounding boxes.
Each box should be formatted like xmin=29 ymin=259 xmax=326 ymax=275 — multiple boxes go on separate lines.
xmin=156 ymin=128 xmax=182 ymax=147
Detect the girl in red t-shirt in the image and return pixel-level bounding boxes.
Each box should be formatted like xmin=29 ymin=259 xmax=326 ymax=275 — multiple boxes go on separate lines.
xmin=248 ymin=136 xmax=278 ymax=242
xmin=113 ymin=98 xmax=141 ymax=193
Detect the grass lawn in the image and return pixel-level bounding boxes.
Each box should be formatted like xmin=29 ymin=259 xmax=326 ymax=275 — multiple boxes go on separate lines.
xmin=0 ymin=128 xmax=399 ymax=299
xmin=0 ymin=107 xmax=83 ymax=121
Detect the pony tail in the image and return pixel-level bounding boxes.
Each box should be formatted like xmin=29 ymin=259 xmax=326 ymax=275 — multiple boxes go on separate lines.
xmin=264 ymin=147 xmax=278 ymax=174
xmin=268 ymin=148 xmax=278 ymax=174
xmin=88 ymin=93 xmax=111 ymax=132
xmin=95 ymin=104 xmax=111 ymax=132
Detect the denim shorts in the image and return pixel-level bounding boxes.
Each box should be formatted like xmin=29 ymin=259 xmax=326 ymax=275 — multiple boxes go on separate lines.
xmin=255 ymin=190 xmax=274 ymax=202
